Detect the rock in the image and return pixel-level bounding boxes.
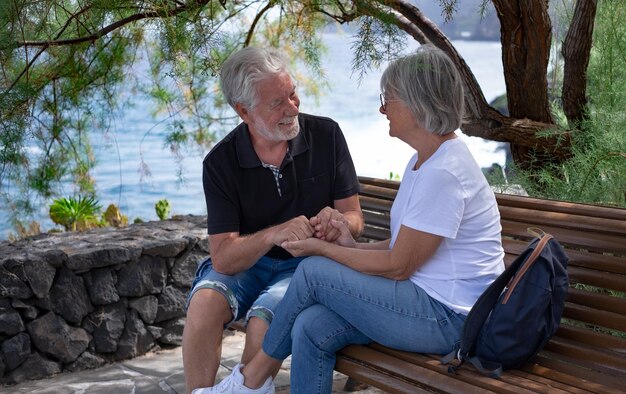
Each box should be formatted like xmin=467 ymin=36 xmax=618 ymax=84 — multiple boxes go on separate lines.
xmin=0 ymin=300 xmax=25 ymax=336
xmin=41 ymin=248 xmax=67 ymax=268
xmin=86 ymin=303 xmax=127 ymax=353
xmin=146 ymin=325 xmax=163 ymax=340
xmin=129 ymin=295 xmax=158 ymax=324
xmin=10 ymin=299 xmax=38 ymax=320
xmin=115 ymin=310 xmax=154 ymax=360
xmin=65 ymin=351 xmax=106 ymax=372
xmin=157 ymin=317 xmax=185 ymax=346
xmin=64 ymin=243 xmax=142 ymax=271
xmin=171 ymin=250 xmax=205 ymax=288
xmin=0 ymin=354 xmax=4 ymax=378
xmin=22 ymin=257 xmax=56 ymax=298
xmin=142 ymin=238 xmax=189 ymax=257
xmin=0 ymin=265 xmax=32 ymax=299
xmin=155 ymin=285 xmax=186 ymax=323
xmin=2 ymin=352 xmax=61 ymax=385
xmin=116 ymin=256 xmax=167 ymax=297
xmin=49 ymin=268 xmax=93 ymax=324
xmin=85 ymin=268 xmax=120 ymax=305
xmin=26 ymin=312 xmax=91 ymax=363
xmin=33 ymin=295 xmax=53 ymax=312
xmin=0 ymin=333 xmax=31 ymax=371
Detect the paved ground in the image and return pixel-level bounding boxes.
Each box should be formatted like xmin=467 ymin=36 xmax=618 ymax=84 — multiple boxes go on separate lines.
xmin=3 ymin=331 xmax=385 ymax=394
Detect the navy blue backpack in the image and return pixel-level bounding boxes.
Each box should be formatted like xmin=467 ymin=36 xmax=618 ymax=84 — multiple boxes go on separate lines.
xmin=441 ymin=230 xmax=569 ymax=378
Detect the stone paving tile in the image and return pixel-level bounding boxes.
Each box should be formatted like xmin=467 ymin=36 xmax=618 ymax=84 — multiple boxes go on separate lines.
xmin=3 ymin=330 xmax=386 ymax=394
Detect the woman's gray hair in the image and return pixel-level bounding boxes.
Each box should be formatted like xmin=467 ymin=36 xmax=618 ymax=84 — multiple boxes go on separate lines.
xmin=220 ymin=47 xmax=291 ymax=109
xmin=380 ymin=44 xmax=465 ymax=135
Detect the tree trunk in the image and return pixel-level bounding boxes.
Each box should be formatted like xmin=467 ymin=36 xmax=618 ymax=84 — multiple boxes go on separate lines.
xmin=562 ymin=0 xmax=597 ymax=126
xmin=492 ymin=0 xmax=557 ymax=169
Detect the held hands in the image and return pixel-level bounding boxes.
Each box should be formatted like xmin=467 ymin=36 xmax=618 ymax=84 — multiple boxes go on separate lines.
xmin=310 ymin=207 xmax=348 ymax=242
xmin=282 ymin=219 xmax=356 ymax=257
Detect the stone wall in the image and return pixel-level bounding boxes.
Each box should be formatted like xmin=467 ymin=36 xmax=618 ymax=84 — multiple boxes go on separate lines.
xmin=0 ymin=215 xmax=208 ymax=385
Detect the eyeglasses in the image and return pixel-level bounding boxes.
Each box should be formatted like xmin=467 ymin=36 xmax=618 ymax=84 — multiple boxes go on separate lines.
xmin=379 ymin=93 xmax=401 ymax=111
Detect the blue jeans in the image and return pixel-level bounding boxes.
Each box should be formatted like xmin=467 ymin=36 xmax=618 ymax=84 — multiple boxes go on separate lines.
xmin=262 ymin=256 xmax=467 ymax=393
xmin=186 ymin=256 xmax=305 ymax=326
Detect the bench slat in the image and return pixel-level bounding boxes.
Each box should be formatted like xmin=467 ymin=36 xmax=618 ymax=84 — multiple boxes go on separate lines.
xmin=363 ymin=345 xmax=544 ymax=394
xmin=360 ymin=195 xmax=393 ymax=213
xmin=367 ymin=344 xmax=603 ymax=394
xmin=360 ymin=226 xmax=390 ymax=241
xmin=556 ymin=325 xmax=626 ymax=356
xmin=495 ymin=193 xmax=626 ymax=221
xmin=501 ymin=220 xmax=626 ymax=254
xmin=503 ymin=238 xmax=626 ymax=274
xmin=504 ymin=369 xmax=595 ymax=394
xmin=359 ymin=184 xmax=398 ymax=201
xmin=566 ymin=287 xmax=626 ymax=319
xmin=362 ymin=211 xmax=393 ymax=229
xmin=498 ymin=206 xmax=626 ymax=235
xmin=545 ymin=336 xmax=626 ymax=375
xmin=568 ymin=266 xmax=626 ymax=293
xmin=524 ymin=353 xmax=626 ymax=393
xmin=358 ymin=176 xmax=401 ymax=191
xmin=563 ymin=302 xmax=626 ymax=333
xmin=335 ymin=356 xmax=437 ymax=393
xmin=337 ymin=345 xmax=498 ymax=393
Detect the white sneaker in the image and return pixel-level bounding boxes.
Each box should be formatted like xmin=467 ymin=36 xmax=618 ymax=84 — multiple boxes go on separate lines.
xmin=191 ymin=364 xmax=275 ymax=394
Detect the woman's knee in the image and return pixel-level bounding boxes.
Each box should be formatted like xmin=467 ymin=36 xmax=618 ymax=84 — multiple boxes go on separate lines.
xmin=292 ymin=305 xmax=355 ymax=353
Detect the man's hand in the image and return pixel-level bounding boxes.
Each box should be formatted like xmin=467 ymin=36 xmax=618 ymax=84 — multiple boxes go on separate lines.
xmin=310 ymin=207 xmax=348 ymax=242
xmin=272 ymin=215 xmax=315 ymax=246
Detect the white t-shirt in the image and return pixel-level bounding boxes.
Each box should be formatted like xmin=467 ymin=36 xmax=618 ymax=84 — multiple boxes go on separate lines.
xmin=390 ymin=138 xmax=504 ymax=314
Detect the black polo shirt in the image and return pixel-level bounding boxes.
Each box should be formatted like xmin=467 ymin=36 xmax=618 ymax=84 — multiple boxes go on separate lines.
xmin=202 ymin=113 xmax=359 ymax=259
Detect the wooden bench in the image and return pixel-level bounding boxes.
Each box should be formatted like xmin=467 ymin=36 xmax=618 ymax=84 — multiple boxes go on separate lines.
xmin=331 ymin=176 xmax=626 ymax=393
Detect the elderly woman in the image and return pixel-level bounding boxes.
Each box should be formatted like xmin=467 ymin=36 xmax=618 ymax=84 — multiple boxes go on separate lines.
xmin=197 ymin=44 xmax=505 ymax=394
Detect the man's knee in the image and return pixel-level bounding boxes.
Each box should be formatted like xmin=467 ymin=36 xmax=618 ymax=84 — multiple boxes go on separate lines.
xmin=186 ymin=288 xmax=233 ymax=328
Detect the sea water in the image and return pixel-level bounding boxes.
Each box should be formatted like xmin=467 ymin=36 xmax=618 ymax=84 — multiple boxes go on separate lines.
xmin=0 ymin=34 xmax=505 ymax=239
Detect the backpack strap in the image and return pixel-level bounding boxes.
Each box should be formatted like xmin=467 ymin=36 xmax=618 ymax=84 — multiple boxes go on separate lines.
xmin=502 ymin=234 xmax=553 ymax=304
xmin=466 ymin=355 xmax=504 ymax=378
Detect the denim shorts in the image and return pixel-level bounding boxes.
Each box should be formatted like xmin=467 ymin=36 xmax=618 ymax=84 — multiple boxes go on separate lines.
xmin=186 ymin=255 xmax=305 ymax=327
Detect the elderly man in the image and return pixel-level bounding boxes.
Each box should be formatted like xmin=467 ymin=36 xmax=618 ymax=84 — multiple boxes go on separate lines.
xmin=182 ymin=46 xmax=363 ymax=393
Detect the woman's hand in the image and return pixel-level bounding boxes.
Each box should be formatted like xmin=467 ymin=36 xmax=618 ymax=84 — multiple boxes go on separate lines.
xmin=281 ymin=237 xmax=326 ymax=257
xmin=328 ymin=219 xmax=357 ymax=248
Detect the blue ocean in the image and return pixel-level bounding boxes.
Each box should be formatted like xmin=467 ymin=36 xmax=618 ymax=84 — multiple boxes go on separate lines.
xmin=0 ymin=34 xmax=505 ymax=240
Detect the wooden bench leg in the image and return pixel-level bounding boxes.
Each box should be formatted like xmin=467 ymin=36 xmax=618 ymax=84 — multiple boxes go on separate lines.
xmin=344 ymin=377 xmax=369 ymax=391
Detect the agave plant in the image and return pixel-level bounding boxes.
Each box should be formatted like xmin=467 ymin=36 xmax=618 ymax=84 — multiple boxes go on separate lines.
xmin=155 ymin=199 xmax=171 ymax=221
xmin=49 ymin=196 xmax=102 ymax=231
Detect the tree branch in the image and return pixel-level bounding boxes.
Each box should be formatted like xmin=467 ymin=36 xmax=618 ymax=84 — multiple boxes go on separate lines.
xmin=7 ymin=0 xmax=211 ymax=49
xmin=381 ymin=0 xmax=488 ymax=119
xmin=355 ymin=0 xmax=428 ymax=43
xmin=244 ymin=1 xmax=275 ymax=47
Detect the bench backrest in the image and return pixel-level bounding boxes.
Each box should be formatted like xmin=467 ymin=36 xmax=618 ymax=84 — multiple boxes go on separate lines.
xmin=357 ymin=176 xmax=626 ymax=379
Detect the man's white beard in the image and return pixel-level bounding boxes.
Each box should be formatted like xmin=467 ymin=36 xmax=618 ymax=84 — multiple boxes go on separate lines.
xmin=254 ymin=116 xmax=300 ymax=142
